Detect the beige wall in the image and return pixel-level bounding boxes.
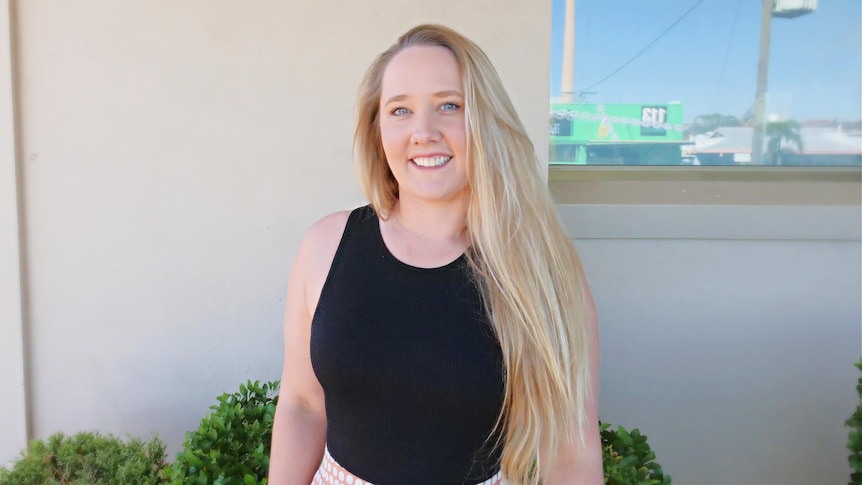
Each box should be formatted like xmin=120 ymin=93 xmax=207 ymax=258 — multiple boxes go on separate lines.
xmin=1 ymin=0 xmax=551 ymax=468
xmin=560 ymin=204 xmax=861 ymax=484
xmin=2 ymin=1 xmax=860 ymax=484
xmin=0 ymin=0 xmax=27 ymax=464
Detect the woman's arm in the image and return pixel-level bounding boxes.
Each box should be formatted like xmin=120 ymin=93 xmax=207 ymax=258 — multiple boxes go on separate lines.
xmin=268 ymin=213 xmax=349 ymax=485
xmin=544 ymin=281 xmax=603 ymax=484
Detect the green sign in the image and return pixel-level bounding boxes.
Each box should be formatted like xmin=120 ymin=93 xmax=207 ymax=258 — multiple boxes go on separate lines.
xmin=549 ymin=103 xmax=686 ymax=165
xmin=549 ymin=103 xmax=684 ymax=143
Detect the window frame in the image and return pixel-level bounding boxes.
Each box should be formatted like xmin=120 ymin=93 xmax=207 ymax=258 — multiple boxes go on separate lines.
xmin=548 ymin=165 xmax=861 ymax=206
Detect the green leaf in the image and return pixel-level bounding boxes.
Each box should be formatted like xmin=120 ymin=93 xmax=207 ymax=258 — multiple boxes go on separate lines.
xmin=167 ymin=380 xmax=281 ymax=485
xmin=601 ymin=419 xmax=671 ymax=485
xmin=617 ymin=426 xmax=632 ymax=445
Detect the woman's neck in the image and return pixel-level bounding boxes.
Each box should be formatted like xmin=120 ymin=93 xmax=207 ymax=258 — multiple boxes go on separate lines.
xmin=391 ymin=197 xmax=468 ymax=245
xmin=378 ymin=197 xmax=470 ymax=269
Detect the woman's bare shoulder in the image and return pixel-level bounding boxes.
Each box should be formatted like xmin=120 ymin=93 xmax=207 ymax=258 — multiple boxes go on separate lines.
xmin=297 ymin=210 xmax=352 ymax=269
xmin=297 ymin=210 xmax=353 ymax=311
xmin=303 ymin=210 xmax=352 ymax=248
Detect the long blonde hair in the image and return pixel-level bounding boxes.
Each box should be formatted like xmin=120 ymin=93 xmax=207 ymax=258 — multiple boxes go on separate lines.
xmin=354 ymin=24 xmax=590 ymax=483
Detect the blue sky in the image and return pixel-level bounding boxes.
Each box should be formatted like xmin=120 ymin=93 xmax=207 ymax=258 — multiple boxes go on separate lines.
xmin=549 ymin=0 xmax=862 ymax=122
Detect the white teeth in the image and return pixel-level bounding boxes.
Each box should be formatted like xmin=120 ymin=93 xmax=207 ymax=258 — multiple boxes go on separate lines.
xmin=412 ymin=155 xmax=452 ymax=167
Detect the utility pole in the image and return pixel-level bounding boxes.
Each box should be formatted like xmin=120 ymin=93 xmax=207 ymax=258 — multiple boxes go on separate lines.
xmin=751 ymin=0 xmax=773 ymax=165
xmin=561 ymin=0 xmax=575 ymax=102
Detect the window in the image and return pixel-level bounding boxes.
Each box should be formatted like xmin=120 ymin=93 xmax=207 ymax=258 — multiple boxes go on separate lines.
xmin=548 ymin=0 xmax=861 ymax=168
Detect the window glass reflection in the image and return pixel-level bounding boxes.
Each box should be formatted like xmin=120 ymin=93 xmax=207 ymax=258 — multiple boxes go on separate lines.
xmin=549 ymin=0 xmax=861 ymax=166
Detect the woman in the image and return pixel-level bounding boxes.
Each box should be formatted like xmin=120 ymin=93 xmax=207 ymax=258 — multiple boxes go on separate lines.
xmin=269 ymin=24 xmax=601 ymax=485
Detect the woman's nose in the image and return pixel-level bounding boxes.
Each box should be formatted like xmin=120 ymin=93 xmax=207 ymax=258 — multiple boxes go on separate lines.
xmin=410 ymin=112 xmax=440 ymax=144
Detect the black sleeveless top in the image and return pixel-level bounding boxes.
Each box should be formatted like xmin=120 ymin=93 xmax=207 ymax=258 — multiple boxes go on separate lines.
xmin=310 ymin=205 xmax=505 ymax=484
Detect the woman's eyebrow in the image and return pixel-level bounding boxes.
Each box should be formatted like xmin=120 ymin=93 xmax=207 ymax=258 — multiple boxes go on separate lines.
xmin=383 ymin=90 xmax=464 ymax=106
xmin=433 ymin=90 xmax=463 ymax=98
xmin=383 ymin=94 xmax=408 ymax=105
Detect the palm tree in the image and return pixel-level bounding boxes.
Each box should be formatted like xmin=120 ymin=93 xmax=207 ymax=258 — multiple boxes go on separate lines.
xmin=765 ymin=120 xmax=803 ymax=165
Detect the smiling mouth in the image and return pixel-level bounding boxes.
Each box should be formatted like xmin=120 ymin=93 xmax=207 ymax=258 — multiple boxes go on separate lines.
xmin=411 ymin=155 xmax=452 ymax=168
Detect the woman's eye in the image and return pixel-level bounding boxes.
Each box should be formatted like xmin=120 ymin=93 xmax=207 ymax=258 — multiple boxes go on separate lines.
xmin=440 ymin=102 xmax=460 ymax=112
xmin=391 ymin=107 xmax=409 ymax=116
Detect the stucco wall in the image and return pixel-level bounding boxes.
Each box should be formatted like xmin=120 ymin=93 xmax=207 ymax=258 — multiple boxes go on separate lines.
xmin=0 ymin=0 xmax=27 ymax=466
xmin=560 ymin=204 xmax=861 ymax=484
xmin=1 ymin=0 xmax=552 ymax=469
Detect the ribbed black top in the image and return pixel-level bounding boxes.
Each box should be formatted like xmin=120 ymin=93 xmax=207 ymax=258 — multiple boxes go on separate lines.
xmin=310 ymin=205 xmax=505 ymax=485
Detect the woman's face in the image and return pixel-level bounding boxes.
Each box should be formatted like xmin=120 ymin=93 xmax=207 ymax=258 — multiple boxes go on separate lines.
xmin=378 ymin=45 xmax=469 ymax=206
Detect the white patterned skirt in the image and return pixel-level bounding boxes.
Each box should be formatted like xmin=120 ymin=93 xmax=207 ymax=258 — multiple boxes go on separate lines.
xmin=311 ymin=446 xmax=506 ymax=485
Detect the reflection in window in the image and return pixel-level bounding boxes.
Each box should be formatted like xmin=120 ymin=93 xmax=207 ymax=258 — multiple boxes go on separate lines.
xmin=549 ymin=0 xmax=861 ymax=166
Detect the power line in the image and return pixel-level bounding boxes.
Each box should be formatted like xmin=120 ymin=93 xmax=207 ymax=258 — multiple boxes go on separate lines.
xmin=711 ymin=0 xmax=743 ymax=112
xmin=582 ymin=0 xmax=709 ymax=92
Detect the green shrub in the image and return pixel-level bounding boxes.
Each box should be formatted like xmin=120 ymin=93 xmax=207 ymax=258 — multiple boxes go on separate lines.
xmin=163 ymin=380 xmax=279 ymax=485
xmin=164 ymin=380 xmax=671 ymax=484
xmin=0 ymin=431 xmax=167 ymax=485
xmin=0 ymin=381 xmax=670 ymax=485
xmin=601 ymin=421 xmax=671 ymax=485
xmin=847 ymin=358 xmax=862 ymax=484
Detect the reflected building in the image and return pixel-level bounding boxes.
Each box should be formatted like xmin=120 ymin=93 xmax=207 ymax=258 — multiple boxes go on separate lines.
xmin=549 ymin=102 xmax=690 ymax=165
xmin=693 ymin=124 xmax=861 ymax=166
